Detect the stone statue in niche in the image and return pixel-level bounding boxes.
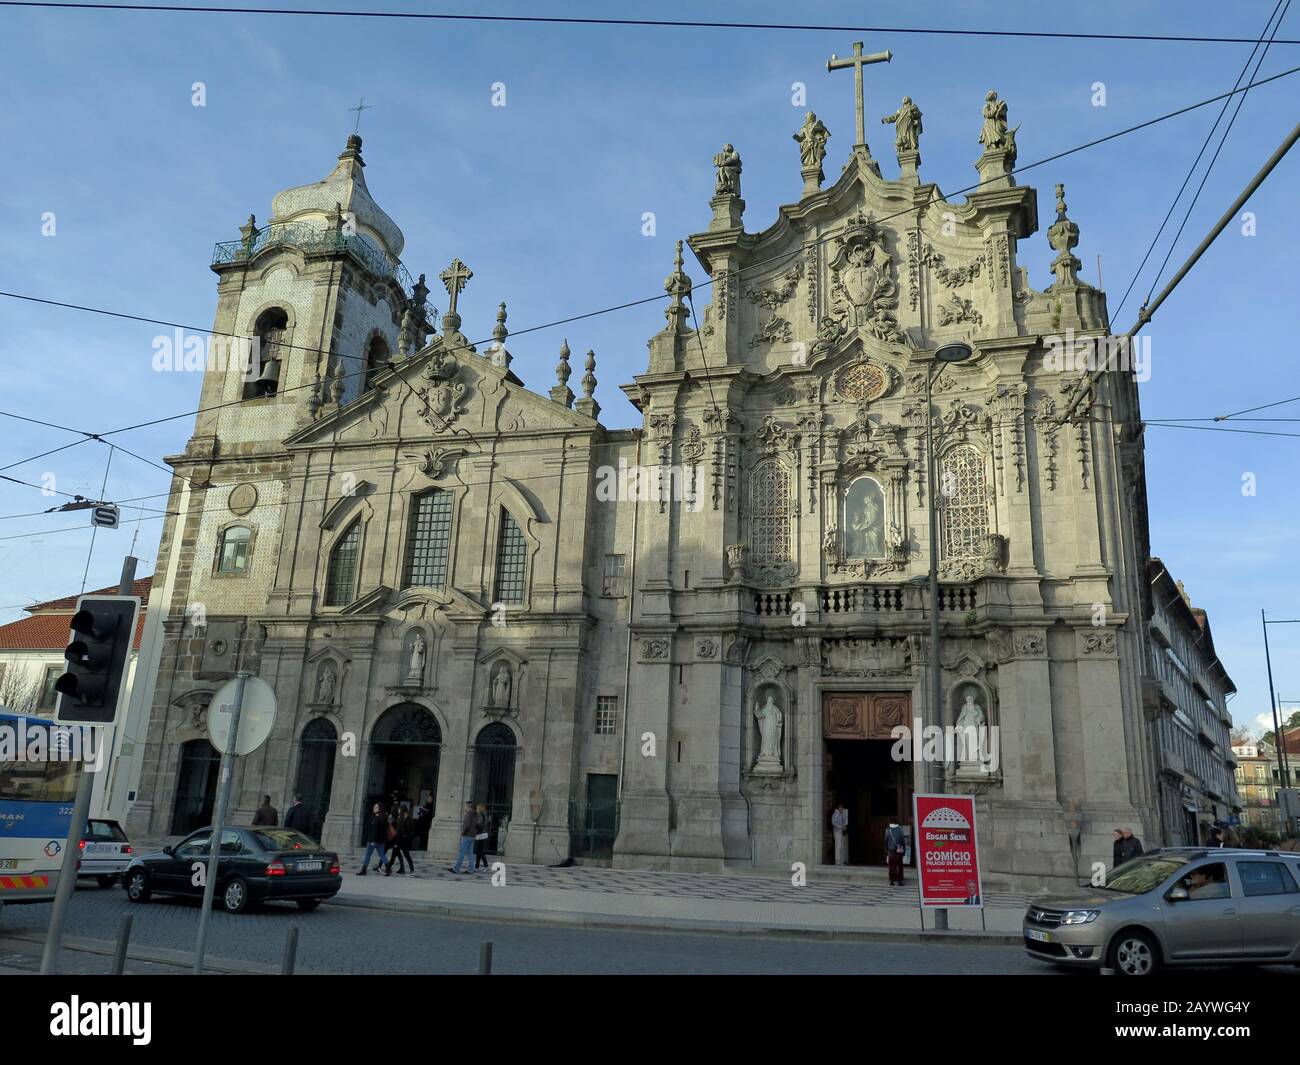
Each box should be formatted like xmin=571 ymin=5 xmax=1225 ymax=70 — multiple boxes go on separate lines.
xmin=752 ymin=689 xmax=784 ymax=773
xmin=843 ymin=477 xmax=886 ymax=558
xmin=407 ymin=631 xmax=426 ymax=684
xmin=317 ymin=665 xmax=337 ymax=705
xmin=491 ymin=662 xmax=512 ymax=708
xmin=953 ymin=687 xmax=989 ymax=769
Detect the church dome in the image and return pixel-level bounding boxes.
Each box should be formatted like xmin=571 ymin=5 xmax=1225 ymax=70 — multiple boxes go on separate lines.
xmin=270 ymin=134 xmax=405 ymax=258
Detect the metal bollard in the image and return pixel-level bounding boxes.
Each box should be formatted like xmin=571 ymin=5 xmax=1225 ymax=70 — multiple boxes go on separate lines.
xmin=110 ymin=912 xmax=134 ymax=975
xmin=479 ymin=940 xmax=493 ymax=975
xmin=281 ymin=926 xmax=300 ymax=976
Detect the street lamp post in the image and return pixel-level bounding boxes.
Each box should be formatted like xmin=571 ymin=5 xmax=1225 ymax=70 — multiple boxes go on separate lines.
xmin=1261 ymin=612 xmax=1300 ymax=838
xmin=926 ymin=342 xmax=974 ymax=932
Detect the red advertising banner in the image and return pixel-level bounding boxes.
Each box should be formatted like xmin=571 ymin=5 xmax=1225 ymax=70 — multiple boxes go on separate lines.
xmin=912 ymin=793 xmax=983 ymax=908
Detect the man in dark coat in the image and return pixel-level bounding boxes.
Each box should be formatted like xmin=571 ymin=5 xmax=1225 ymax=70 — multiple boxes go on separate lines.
xmin=1112 ymin=829 xmax=1124 ymax=868
xmin=284 ymin=795 xmax=312 ymax=834
xmin=252 ymin=795 xmax=278 ymax=827
xmin=357 ymin=803 xmax=388 ymax=875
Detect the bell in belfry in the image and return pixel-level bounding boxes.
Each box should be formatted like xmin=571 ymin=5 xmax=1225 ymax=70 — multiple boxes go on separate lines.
xmin=254 ymin=356 xmax=280 ymax=396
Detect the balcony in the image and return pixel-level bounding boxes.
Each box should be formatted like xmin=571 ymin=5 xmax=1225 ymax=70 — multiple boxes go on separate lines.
xmin=749 ymin=579 xmax=981 ymax=624
xmin=212 ymin=220 xmax=423 ymax=299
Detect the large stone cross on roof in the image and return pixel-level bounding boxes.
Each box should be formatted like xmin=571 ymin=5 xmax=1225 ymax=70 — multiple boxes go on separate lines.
xmin=827 ymin=40 xmax=893 ymax=149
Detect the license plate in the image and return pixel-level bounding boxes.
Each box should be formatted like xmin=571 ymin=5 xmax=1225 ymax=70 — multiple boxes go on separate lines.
xmin=1026 ymin=928 xmax=1052 ymax=943
xmin=297 ymin=861 xmax=323 ymax=872
xmin=0 ymin=859 xmax=17 ymax=870
xmin=84 ymin=843 xmax=111 ymax=855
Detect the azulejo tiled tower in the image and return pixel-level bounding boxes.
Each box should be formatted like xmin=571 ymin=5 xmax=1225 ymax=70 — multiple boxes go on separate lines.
xmin=130 ymin=52 xmax=1160 ymax=891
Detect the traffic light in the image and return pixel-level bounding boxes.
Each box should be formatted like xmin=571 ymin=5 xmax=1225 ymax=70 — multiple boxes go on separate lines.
xmin=55 ymin=595 xmax=140 ymax=725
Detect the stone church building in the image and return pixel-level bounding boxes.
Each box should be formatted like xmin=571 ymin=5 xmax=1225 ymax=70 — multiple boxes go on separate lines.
xmin=128 ymin=65 xmax=1162 ymax=889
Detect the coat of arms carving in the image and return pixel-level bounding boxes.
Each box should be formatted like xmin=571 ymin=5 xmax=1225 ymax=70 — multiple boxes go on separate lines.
xmin=416 ymin=342 xmax=468 ymax=429
xmin=827 ymin=212 xmax=904 ymax=343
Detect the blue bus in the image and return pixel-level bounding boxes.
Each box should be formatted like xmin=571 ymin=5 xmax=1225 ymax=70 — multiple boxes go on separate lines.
xmin=0 ymin=711 xmax=84 ymax=908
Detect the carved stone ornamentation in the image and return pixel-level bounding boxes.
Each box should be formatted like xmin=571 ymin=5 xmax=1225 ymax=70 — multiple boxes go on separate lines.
xmin=745 ymin=261 xmax=802 ymax=310
xmin=937 ymin=295 xmax=983 ymax=327
xmin=640 ymin=638 xmax=670 ymax=661
xmin=749 ymin=312 xmax=794 ymax=349
xmin=834 ymin=360 xmax=893 ymax=403
xmin=826 ymin=211 xmax=904 ymax=343
xmin=415 ymin=342 xmax=468 ymax=429
xmin=1078 ymin=629 xmax=1117 ymax=656
xmin=820 ymin=637 xmax=911 ymax=677
xmin=695 ymin=637 xmax=718 ymax=660
xmin=1014 ymin=631 xmax=1046 ymax=656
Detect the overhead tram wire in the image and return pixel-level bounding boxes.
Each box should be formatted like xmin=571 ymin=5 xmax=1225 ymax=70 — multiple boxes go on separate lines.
xmin=6 ymin=2 xmax=1300 ymax=46
xmin=1111 ymin=0 xmax=1289 ymax=322
xmin=1142 ymin=0 xmax=1293 ymax=306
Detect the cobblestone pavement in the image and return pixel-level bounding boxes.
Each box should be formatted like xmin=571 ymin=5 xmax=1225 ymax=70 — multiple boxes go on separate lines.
xmin=344 ymin=857 xmax=1028 ymax=907
xmin=0 ymin=883 xmax=1042 ymax=975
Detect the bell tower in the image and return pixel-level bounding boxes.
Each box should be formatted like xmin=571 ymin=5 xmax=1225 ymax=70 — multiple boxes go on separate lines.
xmin=192 ymin=134 xmax=427 ymax=451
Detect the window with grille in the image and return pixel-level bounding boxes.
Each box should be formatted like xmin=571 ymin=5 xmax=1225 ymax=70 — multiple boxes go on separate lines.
xmin=325 ymin=521 xmax=361 ymax=606
xmin=217 ymin=525 xmax=252 ymax=574
xmin=750 ymin=459 xmax=792 ymax=564
xmin=602 ymin=554 xmax=626 ymax=597
xmin=493 ymin=511 xmax=528 ymax=604
xmin=404 ymin=490 xmax=452 ymax=589
xmin=939 ymin=444 xmax=988 ymax=560
xmin=595 ymin=696 xmax=618 ymax=735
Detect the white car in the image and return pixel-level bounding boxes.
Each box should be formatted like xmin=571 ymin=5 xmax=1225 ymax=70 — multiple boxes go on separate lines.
xmin=77 ymin=819 xmax=133 ymax=888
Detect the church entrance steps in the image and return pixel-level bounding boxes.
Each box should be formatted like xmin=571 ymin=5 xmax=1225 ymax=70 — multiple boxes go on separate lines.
xmin=327 ymin=861 xmax=1027 ymax=942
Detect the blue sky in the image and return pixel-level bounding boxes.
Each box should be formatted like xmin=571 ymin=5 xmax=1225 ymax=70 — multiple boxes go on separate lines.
xmin=1 ymin=1 xmax=1297 ymax=734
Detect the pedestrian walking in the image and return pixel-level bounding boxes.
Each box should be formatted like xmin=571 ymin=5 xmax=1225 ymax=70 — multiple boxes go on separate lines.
xmin=448 ymin=801 xmax=477 ymax=874
xmin=885 ymin=821 xmax=907 ymax=885
xmin=831 ymin=802 xmax=849 ymax=866
xmin=357 ymin=802 xmax=388 ymax=875
xmin=1112 ymin=828 xmax=1124 ymax=868
xmin=473 ymin=803 xmax=491 ymax=870
xmin=385 ymin=804 xmax=416 ymax=876
xmin=1118 ymin=827 xmax=1143 ymax=863
xmin=284 ymin=794 xmax=312 ymax=834
xmin=252 ymin=795 xmax=278 ymax=827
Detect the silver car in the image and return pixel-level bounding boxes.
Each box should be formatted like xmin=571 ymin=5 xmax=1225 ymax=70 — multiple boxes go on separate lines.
xmin=1024 ymin=847 xmax=1300 ymax=976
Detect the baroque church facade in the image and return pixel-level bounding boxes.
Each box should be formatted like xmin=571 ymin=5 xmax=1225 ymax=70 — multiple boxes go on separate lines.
xmin=128 ymin=63 xmax=1161 ymax=889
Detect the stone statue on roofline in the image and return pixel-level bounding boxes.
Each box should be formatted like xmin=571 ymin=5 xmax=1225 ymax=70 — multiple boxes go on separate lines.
xmin=881 ymin=95 xmax=922 ymax=152
xmin=713 ymin=143 xmax=742 ymax=197
xmin=793 ymin=112 xmax=831 ymax=171
xmin=979 ymin=90 xmax=1009 ymax=150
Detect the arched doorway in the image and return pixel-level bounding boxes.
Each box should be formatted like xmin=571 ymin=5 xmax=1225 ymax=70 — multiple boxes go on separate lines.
xmin=363 ymin=703 xmax=441 ymax=847
xmin=171 ymin=739 xmax=220 ymax=835
xmin=294 ymin=718 xmax=337 ymax=841
xmin=472 ymin=723 xmax=517 ymax=854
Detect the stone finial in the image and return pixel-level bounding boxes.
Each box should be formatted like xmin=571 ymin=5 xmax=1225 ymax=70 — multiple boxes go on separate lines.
xmin=1047 ymin=182 xmax=1082 ymax=287
xmin=576 ymin=349 xmax=600 ymax=420
xmin=239 ymin=214 xmax=259 ymax=254
xmin=664 ymin=240 xmax=693 ymax=332
xmin=307 ymin=374 xmax=323 ymax=419
xmin=340 ymin=133 xmax=364 ymax=165
xmin=328 ymin=362 xmax=345 ymax=405
xmin=550 ymin=339 xmax=574 ymax=408
xmin=487 ymin=302 xmax=513 ymax=370
xmin=398 ymin=307 xmax=414 ymax=358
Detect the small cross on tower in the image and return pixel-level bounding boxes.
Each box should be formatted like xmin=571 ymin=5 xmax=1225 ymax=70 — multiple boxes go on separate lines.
xmin=347 ymin=97 xmax=373 ymax=133
xmin=827 ymin=41 xmax=892 ymax=149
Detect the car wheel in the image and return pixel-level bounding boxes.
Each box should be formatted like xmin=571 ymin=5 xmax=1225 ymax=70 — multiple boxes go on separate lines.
xmin=125 ymin=870 xmax=151 ymax=903
xmin=296 ymin=899 xmax=321 ymax=912
xmin=1108 ymin=929 xmax=1160 ymax=976
xmin=222 ymin=877 xmax=251 ymax=914
xmin=96 ymin=875 xmax=117 ymax=889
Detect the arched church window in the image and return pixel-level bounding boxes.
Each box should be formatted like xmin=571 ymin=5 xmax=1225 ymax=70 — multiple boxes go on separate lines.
xmin=403 ymin=489 xmax=452 ymax=590
xmin=217 ymin=525 xmax=252 ymax=574
xmin=247 ymin=308 xmax=288 ymax=399
xmin=325 ymin=520 xmax=361 ymax=606
xmin=750 ymin=458 xmax=792 ymax=564
xmin=939 ymin=444 xmax=988 ymax=560
xmin=493 ymin=511 xmax=528 ymax=605
xmin=363 ymin=335 xmax=390 ymax=390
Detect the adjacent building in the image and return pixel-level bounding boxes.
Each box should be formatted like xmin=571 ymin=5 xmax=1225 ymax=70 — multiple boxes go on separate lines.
xmin=1144 ymin=561 xmax=1239 ymax=844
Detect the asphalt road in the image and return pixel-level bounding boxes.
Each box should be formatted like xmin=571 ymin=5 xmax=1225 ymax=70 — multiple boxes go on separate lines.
xmin=6 ymin=884 xmax=1298 ymax=976
xmin=2 ymin=882 xmax=1045 ymax=975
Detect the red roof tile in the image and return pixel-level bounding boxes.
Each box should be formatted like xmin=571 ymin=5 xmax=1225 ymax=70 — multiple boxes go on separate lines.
xmin=26 ymin=575 xmax=152 ymax=613
xmin=0 ymin=581 xmax=151 ymax=651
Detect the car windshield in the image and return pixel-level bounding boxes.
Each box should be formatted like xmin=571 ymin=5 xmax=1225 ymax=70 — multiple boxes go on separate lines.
xmin=253 ymin=829 xmax=319 ymax=852
xmin=1103 ymin=854 xmax=1190 ymax=894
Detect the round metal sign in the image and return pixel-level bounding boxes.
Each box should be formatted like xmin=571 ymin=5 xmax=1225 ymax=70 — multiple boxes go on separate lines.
xmin=207 ymin=675 xmax=277 ymax=756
